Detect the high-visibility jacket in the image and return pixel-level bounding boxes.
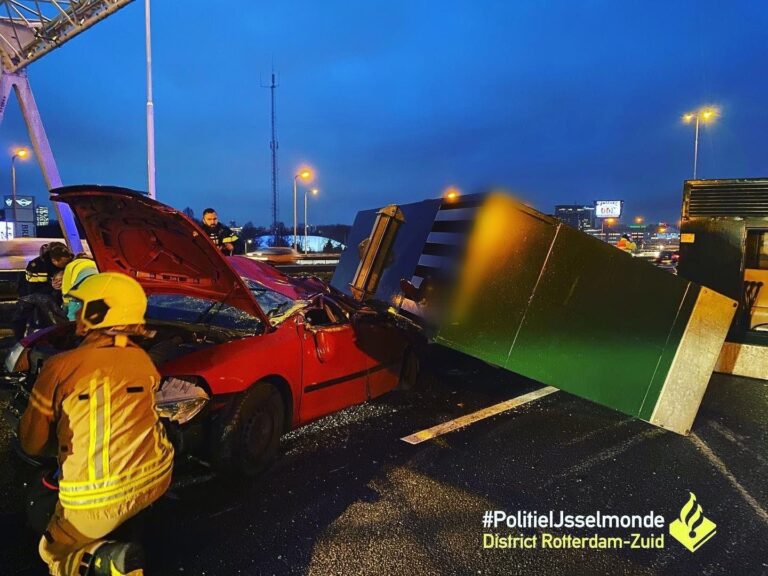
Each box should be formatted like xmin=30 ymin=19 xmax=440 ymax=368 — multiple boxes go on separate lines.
xmin=19 ymin=254 xmax=60 ymax=297
xmin=617 ymin=238 xmax=637 ymax=252
xmin=200 ymin=221 xmax=238 ymax=255
xmin=20 ymin=332 xmax=174 ymax=511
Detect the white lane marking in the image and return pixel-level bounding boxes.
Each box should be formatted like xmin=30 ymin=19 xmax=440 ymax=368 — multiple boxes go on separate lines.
xmin=689 ymin=432 xmax=768 ymax=525
xmin=543 ymin=428 xmax=665 ymax=488
xmin=561 ymin=417 xmax=634 ymax=447
xmin=707 ymin=420 xmax=768 ymax=467
xmin=401 ymin=386 xmax=559 ymax=445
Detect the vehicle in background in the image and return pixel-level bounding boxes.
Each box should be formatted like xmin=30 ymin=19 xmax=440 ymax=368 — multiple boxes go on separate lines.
xmin=247 ymin=246 xmax=300 ymax=264
xmin=652 ymin=250 xmax=679 ymax=273
xmin=654 ymin=250 xmax=679 ymax=265
xmin=678 ymin=178 xmax=768 ymax=343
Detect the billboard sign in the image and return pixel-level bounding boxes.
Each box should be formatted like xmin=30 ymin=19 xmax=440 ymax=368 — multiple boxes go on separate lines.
xmin=595 ymin=200 xmax=623 ymax=219
xmin=4 ymin=195 xmax=36 ymax=223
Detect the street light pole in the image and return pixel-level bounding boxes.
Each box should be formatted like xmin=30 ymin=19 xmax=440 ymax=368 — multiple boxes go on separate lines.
xmin=11 ymin=155 xmax=18 ymax=223
xmin=304 ymin=188 xmax=308 ymax=254
xmin=293 ymin=175 xmax=298 ymax=249
xmin=10 ymin=148 xmax=29 ymax=225
xmin=292 ymin=168 xmax=313 ymax=250
xmin=145 ymin=0 xmax=157 ymax=198
xmin=304 ymin=188 xmax=318 ymax=254
xmin=683 ymin=107 xmax=718 ymax=179
xmin=692 ymin=114 xmax=700 ymax=179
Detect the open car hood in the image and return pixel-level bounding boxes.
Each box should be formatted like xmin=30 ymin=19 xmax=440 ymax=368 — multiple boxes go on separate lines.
xmin=50 ymin=185 xmax=269 ymax=325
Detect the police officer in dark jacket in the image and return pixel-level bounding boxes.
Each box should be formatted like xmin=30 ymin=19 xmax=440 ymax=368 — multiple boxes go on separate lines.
xmin=12 ymin=242 xmax=73 ymax=340
xmin=200 ymin=208 xmax=238 ymax=255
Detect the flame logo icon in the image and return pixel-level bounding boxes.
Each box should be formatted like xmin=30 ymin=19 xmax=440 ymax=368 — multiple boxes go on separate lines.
xmin=680 ymin=492 xmax=705 ymax=538
xmin=669 ymin=491 xmax=717 ymax=552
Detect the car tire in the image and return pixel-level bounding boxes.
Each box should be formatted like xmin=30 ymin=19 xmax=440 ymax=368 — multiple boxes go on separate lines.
xmin=398 ymin=347 xmax=420 ymax=390
xmin=229 ymin=382 xmax=285 ymax=478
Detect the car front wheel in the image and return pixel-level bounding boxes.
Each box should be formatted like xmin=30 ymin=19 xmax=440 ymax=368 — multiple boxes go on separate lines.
xmin=228 ymin=382 xmax=284 ymax=478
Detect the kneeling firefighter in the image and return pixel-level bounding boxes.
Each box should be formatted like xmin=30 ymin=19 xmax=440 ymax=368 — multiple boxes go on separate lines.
xmin=19 ymin=272 xmax=174 ymax=576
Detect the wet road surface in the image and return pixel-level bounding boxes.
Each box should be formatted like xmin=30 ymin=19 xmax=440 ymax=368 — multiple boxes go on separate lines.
xmin=0 ymin=345 xmax=766 ymax=576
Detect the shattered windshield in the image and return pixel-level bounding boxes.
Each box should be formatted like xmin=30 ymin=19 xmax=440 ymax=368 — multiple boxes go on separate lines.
xmin=241 ymin=277 xmax=306 ymax=325
xmin=146 ymin=294 xmax=263 ymax=333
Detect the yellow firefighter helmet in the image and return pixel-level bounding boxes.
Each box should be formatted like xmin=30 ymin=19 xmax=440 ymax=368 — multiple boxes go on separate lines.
xmin=67 ymin=272 xmax=147 ymax=330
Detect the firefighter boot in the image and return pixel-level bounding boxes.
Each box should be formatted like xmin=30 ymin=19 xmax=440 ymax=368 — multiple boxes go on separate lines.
xmin=89 ymin=541 xmax=145 ymax=576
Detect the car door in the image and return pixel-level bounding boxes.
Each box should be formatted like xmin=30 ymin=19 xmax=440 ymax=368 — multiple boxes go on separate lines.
xmin=298 ymin=299 xmax=370 ymax=423
xmin=351 ymin=314 xmax=408 ymax=399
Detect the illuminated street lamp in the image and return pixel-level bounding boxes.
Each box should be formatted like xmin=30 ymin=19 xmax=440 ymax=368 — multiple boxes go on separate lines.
xmin=304 ymin=188 xmax=319 ymax=254
xmin=682 ymin=107 xmax=719 ymax=179
xmin=293 ymin=167 xmax=313 ymax=249
xmin=443 ymin=186 xmax=461 ymax=203
xmin=634 ymin=216 xmax=644 ymax=225
xmin=11 ymin=147 xmax=30 ymax=223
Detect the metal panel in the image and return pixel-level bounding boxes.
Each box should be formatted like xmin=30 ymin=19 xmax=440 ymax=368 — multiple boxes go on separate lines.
xmin=434 ymin=195 xmax=716 ymax=425
xmin=684 ymin=179 xmax=768 ymax=218
xmin=436 ymin=197 xmax=557 ymax=366
xmin=678 ymin=219 xmax=744 ymax=301
xmin=649 ymin=288 xmax=738 ymax=433
xmin=505 ymin=224 xmax=694 ymax=418
xmin=336 ymin=192 xmax=736 ymax=434
xmin=331 ymin=199 xmax=442 ymax=305
xmin=715 ymin=342 xmax=768 ymax=380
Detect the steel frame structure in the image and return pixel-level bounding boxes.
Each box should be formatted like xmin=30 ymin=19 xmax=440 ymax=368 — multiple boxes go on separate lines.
xmin=0 ymin=1 xmax=133 ymax=72
xmin=0 ymin=0 xmax=134 ymax=249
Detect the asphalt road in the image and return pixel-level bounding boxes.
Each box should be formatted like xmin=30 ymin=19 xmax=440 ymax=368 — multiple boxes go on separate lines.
xmin=0 ymin=345 xmax=766 ymax=576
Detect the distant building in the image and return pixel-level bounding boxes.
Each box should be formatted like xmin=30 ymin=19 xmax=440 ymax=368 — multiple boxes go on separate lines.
xmin=554 ymin=204 xmax=596 ymax=230
xmin=253 ymin=234 xmax=346 ymax=253
xmin=4 ymin=195 xmax=36 ymax=237
xmin=36 ymin=206 xmax=49 ymax=227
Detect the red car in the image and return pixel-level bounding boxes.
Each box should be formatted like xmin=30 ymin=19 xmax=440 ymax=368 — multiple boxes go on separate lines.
xmin=5 ymin=186 xmax=417 ymax=476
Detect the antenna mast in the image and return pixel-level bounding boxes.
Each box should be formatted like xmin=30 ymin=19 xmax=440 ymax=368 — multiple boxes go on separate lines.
xmin=262 ymin=68 xmax=280 ymax=243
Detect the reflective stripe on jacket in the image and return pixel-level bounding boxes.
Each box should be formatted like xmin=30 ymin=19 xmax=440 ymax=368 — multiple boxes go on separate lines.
xmin=201 ymin=222 xmax=238 ymax=248
xmin=20 ymin=254 xmax=59 ymax=296
xmin=19 ymin=332 xmax=174 ymax=511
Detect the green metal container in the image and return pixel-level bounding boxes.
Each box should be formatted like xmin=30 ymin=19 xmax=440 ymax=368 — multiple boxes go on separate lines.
xmin=333 ymin=192 xmax=737 ymax=434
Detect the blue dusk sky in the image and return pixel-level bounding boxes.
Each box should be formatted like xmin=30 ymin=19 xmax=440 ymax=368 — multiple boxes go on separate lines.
xmin=1 ymin=0 xmax=766 ymax=226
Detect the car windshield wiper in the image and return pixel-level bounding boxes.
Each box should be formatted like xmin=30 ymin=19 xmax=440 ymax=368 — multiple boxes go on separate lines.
xmin=194 ymin=300 xmax=222 ymax=325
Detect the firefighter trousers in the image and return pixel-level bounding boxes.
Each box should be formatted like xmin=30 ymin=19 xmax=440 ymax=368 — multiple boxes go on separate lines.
xmin=39 ymin=494 xmax=158 ymax=576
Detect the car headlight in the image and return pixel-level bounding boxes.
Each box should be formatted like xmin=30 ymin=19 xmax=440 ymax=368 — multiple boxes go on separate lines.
xmin=156 ymin=376 xmax=210 ymax=425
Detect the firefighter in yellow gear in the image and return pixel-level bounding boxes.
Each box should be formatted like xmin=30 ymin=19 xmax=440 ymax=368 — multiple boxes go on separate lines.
xmin=617 ymin=233 xmax=637 ymax=253
xmin=61 ymin=255 xmax=98 ymax=321
xmin=19 ymin=272 xmax=174 ymax=576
